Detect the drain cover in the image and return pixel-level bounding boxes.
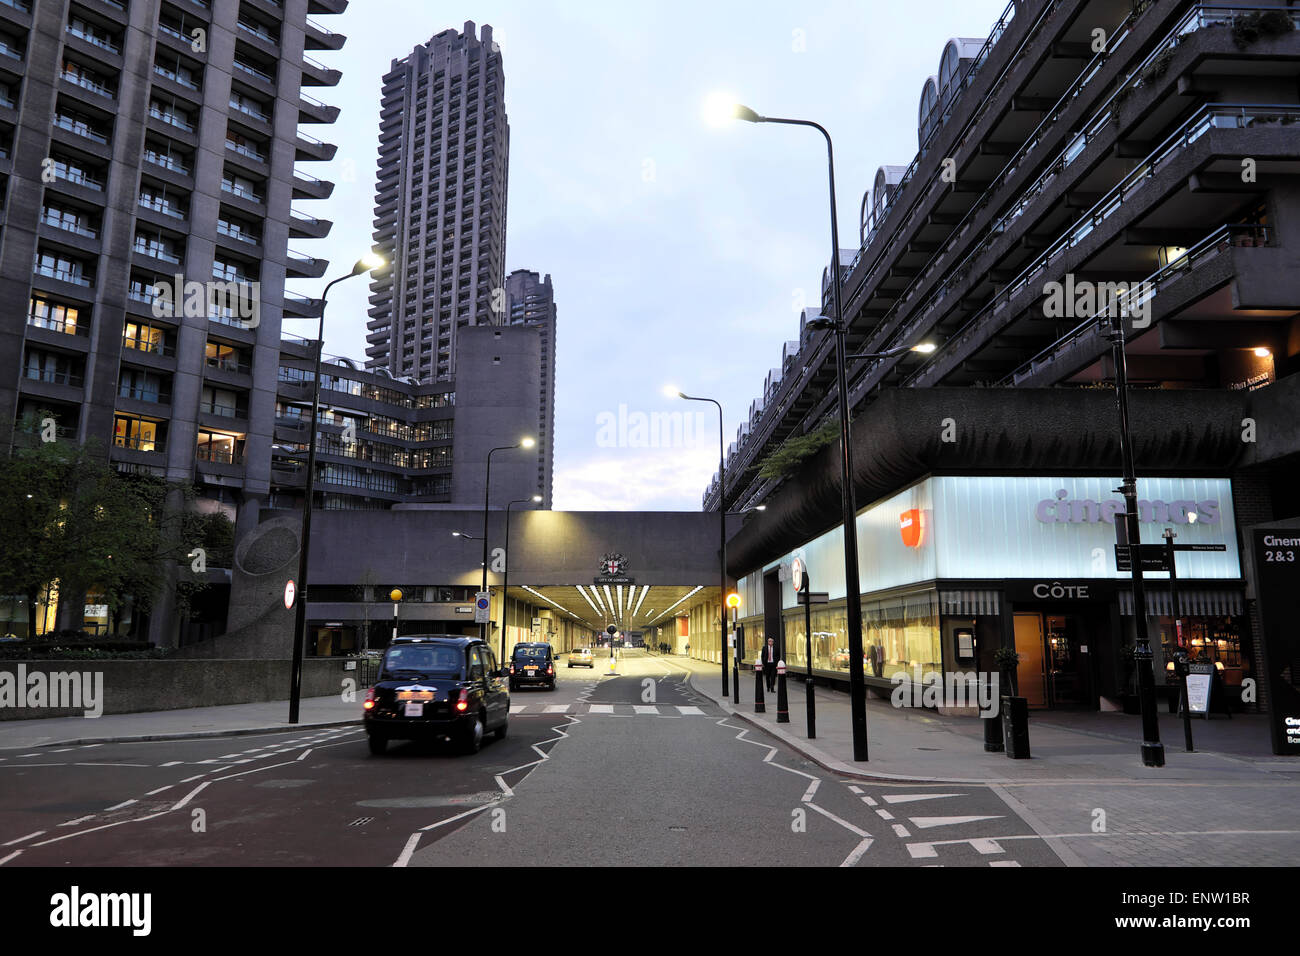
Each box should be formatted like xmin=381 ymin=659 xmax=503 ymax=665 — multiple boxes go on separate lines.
xmin=916 ymin=747 xmax=941 ymax=751
xmin=668 ymin=826 xmax=687 ymax=832
xmin=348 ymin=817 xmax=375 ymax=828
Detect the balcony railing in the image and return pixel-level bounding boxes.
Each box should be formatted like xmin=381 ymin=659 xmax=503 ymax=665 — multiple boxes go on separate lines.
xmin=62 ymin=69 xmax=114 ymax=98
xmin=1001 ymin=223 xmax=1273 ymax=386
xmin=114 ymin=434 xmax=164 ymax=453
xmin=67 ymin=24 xmax=119 ymax=54
xmin=119 ymin=384 xmax=172 ymax=403
xmin=199 ymin=401 xmax=242 ymax=418
xmin=40 ymin=211 xmax=97 ymax=238
xmin=53 ymin=113 xmax=108 ymax=144
xmin=29 ymin=313 xmax=88 ymax=337
xmin=196 ymin=444 xmax=244 ymax=465
xmin=123 ymin=334 xmax=174 ymax=356
xmin=24 ymin=367 xmax=84 ymax=387
xmin=205 ymin=354 xmax=251 ymax=374
xmin=35 ymin=264 xmax=91 ymax=286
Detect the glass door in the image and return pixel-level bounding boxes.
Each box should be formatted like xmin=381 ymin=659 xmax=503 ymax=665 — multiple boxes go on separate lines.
xmin=1013 ymin=612 xmax=1048 ymax=708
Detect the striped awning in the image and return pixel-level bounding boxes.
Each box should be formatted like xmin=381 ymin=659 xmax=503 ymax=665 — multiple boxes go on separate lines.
xmin=1118 ymin=587 xmax=1243 ymax=617
xmin=939 ymin=589 xmax=1002 ymax=616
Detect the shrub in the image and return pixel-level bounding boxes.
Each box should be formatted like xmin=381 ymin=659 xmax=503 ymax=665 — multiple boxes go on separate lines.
xmin=1232 ymin=10 xmax=1296 ymax=49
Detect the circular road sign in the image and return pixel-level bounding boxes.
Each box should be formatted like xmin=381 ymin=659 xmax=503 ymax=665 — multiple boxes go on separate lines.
xmin=791 ymin=558 xmax=805 ymax=592
xmin=476 ymin=596 xmax=490 ymax=611
xmin=284 ymin=579 xmax=296 ymax=610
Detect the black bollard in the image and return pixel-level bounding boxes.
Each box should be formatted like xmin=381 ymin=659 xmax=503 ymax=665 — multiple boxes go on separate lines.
xmin=776 ymin=662 xmax=789 ymax=723
xmin=754 ymin=662 xmax=765 ymax=713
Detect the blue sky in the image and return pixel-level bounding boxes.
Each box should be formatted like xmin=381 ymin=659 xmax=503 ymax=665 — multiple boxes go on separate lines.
xmin=289 ymin=0 xmax=1011 ymax=510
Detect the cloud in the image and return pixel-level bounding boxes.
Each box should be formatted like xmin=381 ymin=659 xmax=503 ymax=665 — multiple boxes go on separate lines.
xmin=554 ymin=446 xmax=718 ymax=511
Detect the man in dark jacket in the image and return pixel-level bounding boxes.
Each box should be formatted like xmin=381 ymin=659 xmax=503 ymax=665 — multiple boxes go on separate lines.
xmin=762 ymin=637 xmax=779 ymax=692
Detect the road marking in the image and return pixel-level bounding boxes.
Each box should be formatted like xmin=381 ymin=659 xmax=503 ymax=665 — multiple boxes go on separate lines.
xmin=146 ymin=786 xmax=173 ymax=796
xmin=588 ymin=704 xmax=614 ymax=714
xmin=861 ymin=796 xmax=878 ymax=806
xmin=848 ymin=786 xmax=864 ymax=794
xmin=909 ymin=815 xmax=1003 ymax=830
xmin=800 ymin=780 xmax=820 ymax=803
xmin=882 ymin=793 xmax=964 ymax=804
xmin=171 ymin=782 xmax=209 ymax=810
xmin=212 ymin=760 xmax=298 ymax=782
xmin=676 ymin=705 xmax=704 ymax=715
xmin=907 ymin=837 xmax=1005 ymax=859
xmin=990 ymin=861 xmax=1021 ymax=867
xmin=393 ymin=832 xmax=421 ymax=868
xmin=104 ymin=799 xmax=138 ymax=811
xmin=297 ymin=749 xmax=313 ymax=761
xmin=807 ymin=802 xmax=871 ymax=838
xmin=840 ymin=837 xmax=874 ymax=867
xmin=509 ymin=705 xmax=525 ymax=714
xmin=892 ymin=824 xmax=911 ymax=838
xmin=159 ymin=761 xmax=183 ymax=767
xmin=59 ymin=815 xmax=96 ymax=827
xmin=74 ymin=762 xmax=150 ymax=768
xmin=2 ymin=831 xmax=45 ymax=846
xmin=543 ymin=705 xmax=569 ymax=713
xmin=0 ymin=850 xmax=21 ymax=866
xmin=875 ymin=809 xmax=895 ymax=820
xmin=633 ymin=705 xmax=658 ymax=714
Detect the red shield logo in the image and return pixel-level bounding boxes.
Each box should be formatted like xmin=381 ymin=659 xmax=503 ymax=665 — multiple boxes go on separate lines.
xmin=899 ymin=509 xmax=924 ymax=548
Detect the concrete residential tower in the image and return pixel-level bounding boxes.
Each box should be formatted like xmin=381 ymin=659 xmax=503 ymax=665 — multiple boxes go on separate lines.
xmin=366 ymin=22 xmax=509 ymax=382
xmin=505 ymin=269 xmax=555 ymax=508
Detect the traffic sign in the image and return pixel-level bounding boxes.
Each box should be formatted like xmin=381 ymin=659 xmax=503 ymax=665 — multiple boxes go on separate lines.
xmin=284 ymin=579 xmax=295 ymax=610
xmin=791 ymin=558 xmax=805 ymax=592
xmin=474 ymin=591 xmax=490 ymax=624
xmin=796 ymin=591 xmax=829 ymax=606
xmin=1115 ymin=544 xmax=1171 ymax=572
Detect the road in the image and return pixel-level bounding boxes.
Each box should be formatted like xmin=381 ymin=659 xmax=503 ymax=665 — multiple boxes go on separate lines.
xmin=0 ymin=650 xmax=1061 ymax=867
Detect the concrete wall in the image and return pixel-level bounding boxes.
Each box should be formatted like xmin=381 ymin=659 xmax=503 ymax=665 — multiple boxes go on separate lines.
xmin=0 ymin=658 xmax=351 ymax=720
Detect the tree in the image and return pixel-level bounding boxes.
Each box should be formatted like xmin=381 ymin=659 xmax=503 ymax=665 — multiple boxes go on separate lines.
xmin=0 ymin=436 xmax=205 ymax=636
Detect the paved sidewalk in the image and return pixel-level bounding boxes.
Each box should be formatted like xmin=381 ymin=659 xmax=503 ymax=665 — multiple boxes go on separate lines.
xmin=661 ymin=653 xmax=1299 ymax=784
xmin=0 ymin=693 xmax=359 ymax=750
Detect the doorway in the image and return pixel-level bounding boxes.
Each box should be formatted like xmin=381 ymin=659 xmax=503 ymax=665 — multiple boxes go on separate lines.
xmin=1013 ymin=610 xmax=1096 ymax=708
xmin=1013 ymin=613 xmax=1047 ymax=707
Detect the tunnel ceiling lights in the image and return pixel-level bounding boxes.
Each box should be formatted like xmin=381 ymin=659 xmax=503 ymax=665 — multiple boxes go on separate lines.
xmin=519 ymin=585 xmax=579 ymax=620
xmin=575 ymin=585 xmax=602 ymax=616
xmin=616 ymin=584 xmax=624 ymax=618
xmin=648 ymin=585 xmax=703 ymax=626
xmin=602 ymin=585 xmax=614 ymax=616
xmin=632 ymin=585 xmax=650 ymax=618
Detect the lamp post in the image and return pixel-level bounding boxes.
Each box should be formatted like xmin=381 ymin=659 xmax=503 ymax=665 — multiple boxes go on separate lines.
xmin=389 ymin=588 xmax=403 ymax=643
xmin=479 ymin=441 xmax=535 ymax=646
xmin=288 ymin=253 xmax=387 ymax=724
xmin=1108 ymin=311 xmax=1165 ymax=767
xmin=667 ymin=386 xmax=728 ymax=697
xmin=709 ymin=97 xmax=868 ymax=758
xmin=501 ymin=495 xmax=543 ymax=662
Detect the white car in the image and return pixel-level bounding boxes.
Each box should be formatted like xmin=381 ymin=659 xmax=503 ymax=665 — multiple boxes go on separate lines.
xmin=567 ymin=647 xmax=594 ymax=668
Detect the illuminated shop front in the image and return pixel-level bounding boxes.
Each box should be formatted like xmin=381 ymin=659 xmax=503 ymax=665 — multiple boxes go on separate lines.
xmin=735 ymin=475 xmax=1248 ymax=711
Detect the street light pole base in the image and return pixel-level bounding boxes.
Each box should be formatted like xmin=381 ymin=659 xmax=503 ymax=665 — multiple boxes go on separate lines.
xmin=1140 ymin=741 xmax=1166 ymax=767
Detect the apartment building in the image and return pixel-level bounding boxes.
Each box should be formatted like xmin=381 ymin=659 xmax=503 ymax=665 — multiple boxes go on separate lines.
xmin=505 ymin=268 xmax=555 ymax=508
xmin=0 ymin=0 xmax=348 ymax=642
xmin=705 ymin=0 xmax=1300 ymax=723
xmin=365 ymin=21 xmax=509 ymax=382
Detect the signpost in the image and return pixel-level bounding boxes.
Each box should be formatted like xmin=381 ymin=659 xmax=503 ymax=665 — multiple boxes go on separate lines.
xmin=791 ymin=562 xmax=821 ymax=740
xmin=284 ymin=580 xmax=295 ymax=610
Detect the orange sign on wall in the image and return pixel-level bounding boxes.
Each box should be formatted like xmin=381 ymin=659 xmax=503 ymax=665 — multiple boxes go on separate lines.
xmin=899 ymin=509 xmax=925 ymax=548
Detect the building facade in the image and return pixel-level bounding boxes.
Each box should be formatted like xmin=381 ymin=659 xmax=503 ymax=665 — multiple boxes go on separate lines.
xmin=706 ymin=0 xmax=1300 ymax=723
xmin=0 ymin=0 xmax=349 ymax=642
xmin=365 ymin=21 xmax=509 ymax=382
xmin=505 ymin=268 xmax=556 ymax=507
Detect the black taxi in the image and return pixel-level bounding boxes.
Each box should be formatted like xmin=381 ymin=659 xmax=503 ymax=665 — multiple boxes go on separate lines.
xmin=363 ymin=635 xmax=509 ymax=755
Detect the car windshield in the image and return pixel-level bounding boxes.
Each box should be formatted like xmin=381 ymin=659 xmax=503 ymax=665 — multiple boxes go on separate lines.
xmin=513 ymin=646 xmax=548 ymax=660
xmin=382 ymin=645 xmax=461 ymax=675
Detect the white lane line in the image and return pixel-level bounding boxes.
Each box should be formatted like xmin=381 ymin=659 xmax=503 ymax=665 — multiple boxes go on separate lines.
xmin=393 ymin=832 xmax=421 ymax=868
xmin=875 ymin=809 xmax=895 ymax=820
xmin=159 ymin=761 xmax=183 ymax=767
xmin=509 ymin=705 xmax=526 ymax=714
xmin=632 ymin=705 xmax=658 ymax=715
xmin=909 ymin=815 xmax=1003 ymax=830
xmin=676 ymin=705 xmax=704 ymax=715
xmin=990 ymin=861 xmax=1021 ymax=867
xmin=0 ymin=850 xmax=21 ymax=866
xmin=543 ymin=705 xmax=569 ymax=714
xmin=59 ymin=815 xmax=96 ymax=827
xmin=800 ymin=780 xmax=820 ymax=803
xmin=74 ymin=762 xmax=150 ymax=768
xmin=212 ymin=760 xmax=298 ymax=782
xmin=2 ymin=831 xmax=45 ymax=846
xmin=588 ymin=704 xmax=614 ymax=714
xmin=807 ymin=802 xmax=871 ymax=838
xmin=48 ymin=748 xmax=75 ymax=753
xmin=171 ymin=782 xmax=209 ymax=810
xmin=146 ymin=786 xmax=173 ymax=796
xmin=882 ymin=793 xmax=964 ymax=805
xmin=892 ymin=823 xmax=912 ymax=838
xmin=417 ymin=802 xmax=496 ymax=833
xmin=104 ymin=799 xmax=138 ymax=811
xmin=297 ymin=749 xmax=313 ymax=761
xmin=840 ymin=837 xmax=874 ymax=867
xmin=33 ymin=809 xmax=172 ymax=847
xmin=848 ymin=786 xmax=864 ymax=795
xmin=862 ymin=796 xmax=878 ymax=806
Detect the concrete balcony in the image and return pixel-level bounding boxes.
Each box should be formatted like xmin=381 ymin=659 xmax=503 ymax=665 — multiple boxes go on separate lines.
xmin=295 ymin=129 xmax=337 ymax=162
xmin=301 ymin=54 xmax=342 ymax=87
xmin=292 ymin=171 xmax=334 ymax=200
xmin=286 ymin=249 xmax=328 ymax=279
xmin=289 ymin=208 xmax=332 ymax=239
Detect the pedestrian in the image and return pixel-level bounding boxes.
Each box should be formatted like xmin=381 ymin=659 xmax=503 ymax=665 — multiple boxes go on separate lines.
xmin=762 ymin=637 xmax=779 ymax=692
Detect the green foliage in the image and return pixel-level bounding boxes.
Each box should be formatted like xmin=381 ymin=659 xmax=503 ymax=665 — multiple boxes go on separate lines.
xmin=757 ymin=421 xmax=840 ymax=481
xmin=0 ymin=438 xmax=205 ymax=633
xmin=993 ymin=647 xmax=1021 ymax=670
xmin=1232 ymin=10 xmax=1295 ymax=49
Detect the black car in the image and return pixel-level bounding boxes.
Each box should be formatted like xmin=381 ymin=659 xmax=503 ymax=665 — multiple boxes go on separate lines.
xmin=363 ymin=635 xmax=509 ymax=755
xmin=508 ymin=642 xmax=556 ymax=691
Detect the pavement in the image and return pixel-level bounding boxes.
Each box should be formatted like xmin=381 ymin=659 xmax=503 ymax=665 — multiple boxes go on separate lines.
xmin=658 ymin=653 xmax=1300 ymax=785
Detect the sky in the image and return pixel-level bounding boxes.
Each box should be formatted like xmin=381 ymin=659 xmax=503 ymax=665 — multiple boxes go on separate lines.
xmin=288 ymin=0 xmax=1012 ymax=511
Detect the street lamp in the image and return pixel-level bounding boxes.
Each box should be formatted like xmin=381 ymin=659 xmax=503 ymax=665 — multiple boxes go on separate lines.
xmin=1106 ymin=310 xmax=1165 ymax=767
xmin=288 ymin=252 xmax=387 ymax=724
xmin=501 ymin=495 xmax=543 ymax=662
xmin=709 ymin=97 xmax=869 ymax=759
xmin=666 ymin=384 xmax=729 ymax=697
xmin=480 ymin=440 xmax=535 ymax=645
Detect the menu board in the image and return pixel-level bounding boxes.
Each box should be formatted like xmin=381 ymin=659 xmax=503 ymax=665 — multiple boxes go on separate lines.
xmin=1184 ymin=661 xmax=1214 ymax=716
xmin=1253 ymin=529 xmax=1300 ymax=755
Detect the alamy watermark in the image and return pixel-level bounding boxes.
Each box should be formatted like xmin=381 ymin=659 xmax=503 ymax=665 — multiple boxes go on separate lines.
xmin=151 ymin=274 xmax=260 ymax=329
xmin=596 ymin=404 xmax=710 ymax=449
xmin=1042 ymin=273 xmax=1153 ymax=329
xmin=890 ymin=668 xmax=1000 ymax=717
xmin=0 ymin=666 xmax=103 ymax=718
